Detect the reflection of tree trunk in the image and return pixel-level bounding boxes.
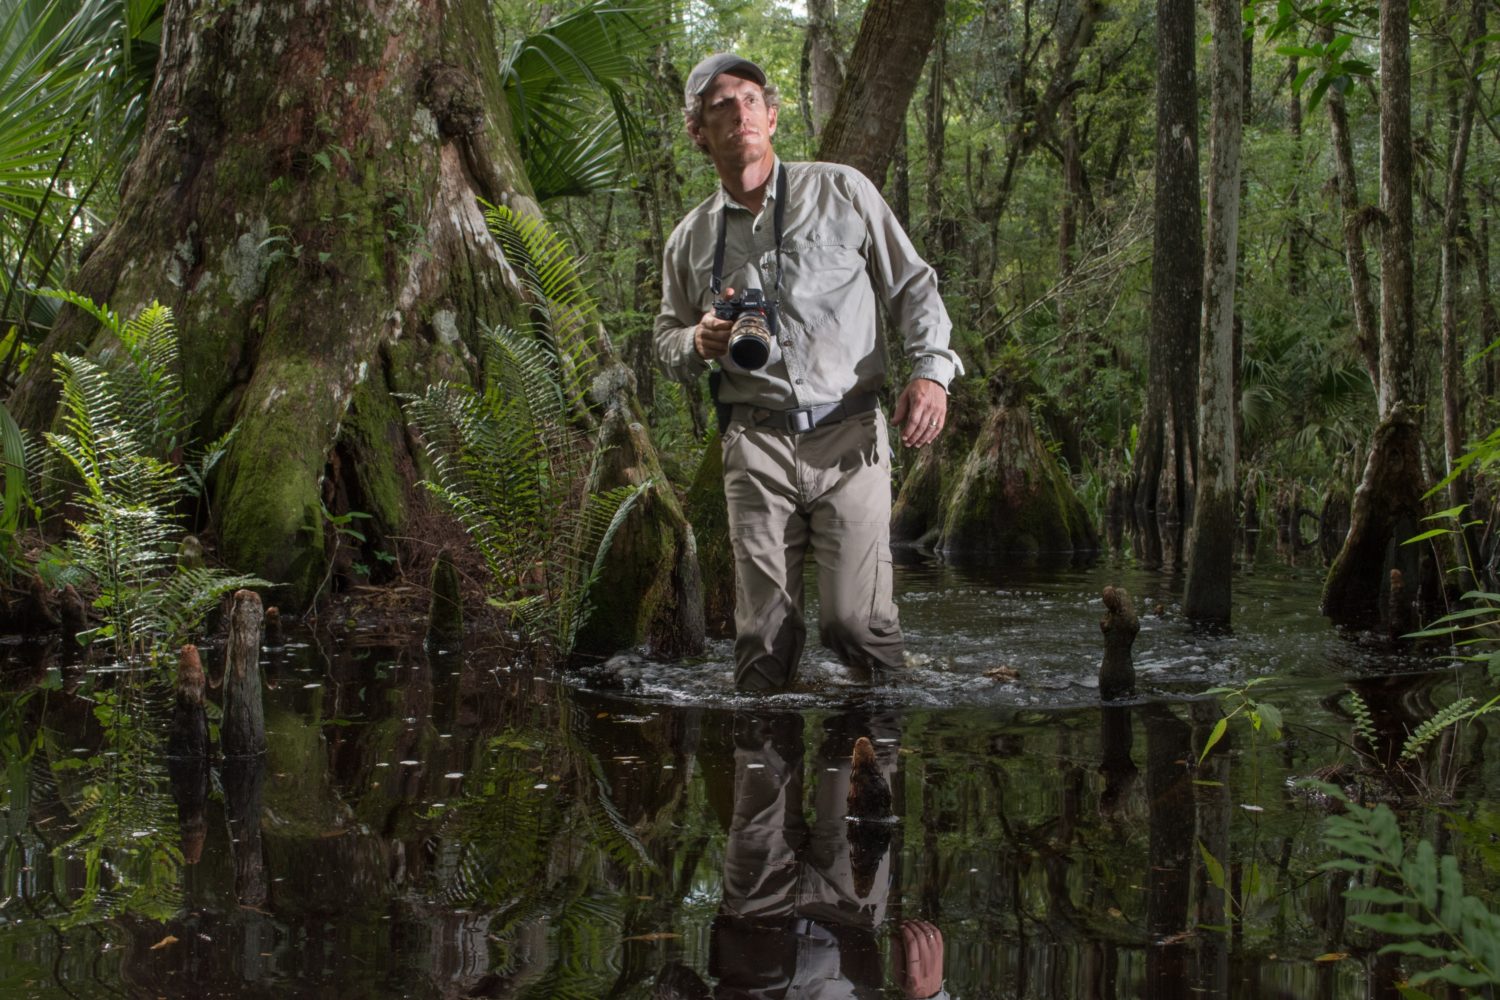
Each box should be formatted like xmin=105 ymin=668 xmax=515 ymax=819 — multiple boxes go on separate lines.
xmin=1132 ymin=0 xmax=1200 ymax=565
xmin=1143 ymin=704 xmax=1193 ymax=1000
xmin=168 ymin=757 xmax=209 ymax=866
xmin=815 ymin=0 xmax=944 ymax=187
xmin=223 ymin=756 xmax=269 ymax=908
xmin=1191 ymin=702 xmax=1229 ymax=996
xmin=1184 ymin=0 xmax=1243 ymax=624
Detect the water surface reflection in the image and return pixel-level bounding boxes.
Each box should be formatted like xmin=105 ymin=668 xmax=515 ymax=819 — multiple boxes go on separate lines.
xmin=0 ymin=560 xmax=1491 ymax=998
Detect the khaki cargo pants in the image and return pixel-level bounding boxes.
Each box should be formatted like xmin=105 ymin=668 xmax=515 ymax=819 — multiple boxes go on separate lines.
xmin=721 ymin=408 xmax=904 ymax=690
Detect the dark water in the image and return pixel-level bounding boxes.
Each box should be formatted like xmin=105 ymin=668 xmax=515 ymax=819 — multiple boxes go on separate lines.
xmin=2 ymin=558 xmax=1496 ymax=999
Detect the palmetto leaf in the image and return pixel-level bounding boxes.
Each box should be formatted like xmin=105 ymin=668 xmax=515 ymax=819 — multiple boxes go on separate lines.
xmin=500 ymin=0 xmax=665 ymax=200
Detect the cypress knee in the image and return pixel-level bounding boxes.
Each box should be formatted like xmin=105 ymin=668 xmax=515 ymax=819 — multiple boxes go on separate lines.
xmin=846 ymin=736 xmax=894 ymax=900
xmin=59 ymin=586 xmax=87 ymax=651
xmin=263 ymin=606 xmax=284 ymax=648
xmin=1100 ymin=585 xmax=1140 ymax=701
xmin=221 ymin=590 xmax=267 ymax=757
xmin=427 ymin=549 xmax=463 ymax=647
xmin=168 ymin=644 xmax=209 ymax=758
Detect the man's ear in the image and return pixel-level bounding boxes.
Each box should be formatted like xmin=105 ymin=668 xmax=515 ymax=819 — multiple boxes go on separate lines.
xmin=686 ymin=117 xmax=708 ymax=151
xmin=767 ymin=103 xmax=778 ymax=137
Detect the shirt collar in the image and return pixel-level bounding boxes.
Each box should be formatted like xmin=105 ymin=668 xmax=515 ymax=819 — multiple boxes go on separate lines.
xmin=714 ymin=155 xmax=782 ymax=215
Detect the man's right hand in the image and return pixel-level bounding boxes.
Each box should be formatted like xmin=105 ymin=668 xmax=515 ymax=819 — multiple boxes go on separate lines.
xmin=694 ymin=286 xmax=734 ymax=360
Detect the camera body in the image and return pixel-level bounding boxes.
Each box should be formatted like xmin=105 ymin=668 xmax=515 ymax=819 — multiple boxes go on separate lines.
xmin=714 ymin=288 xmax=776 ymax=371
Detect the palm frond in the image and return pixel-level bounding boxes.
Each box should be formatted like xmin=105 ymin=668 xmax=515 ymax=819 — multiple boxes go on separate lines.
xmin=500 ymin=0 xmax=666 ymax=200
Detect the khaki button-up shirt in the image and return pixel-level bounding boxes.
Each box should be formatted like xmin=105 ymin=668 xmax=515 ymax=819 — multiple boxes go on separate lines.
xmin=654 ymin=159 xmax=962 ymax=410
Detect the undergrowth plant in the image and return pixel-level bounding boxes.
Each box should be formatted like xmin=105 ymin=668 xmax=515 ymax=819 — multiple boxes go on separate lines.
xmin=403 ymin=204 xmax=646 ymax=656
xmin=1314 ymin=781 xmax=1500 ymax=993
xmin=40 ymin=291 xmax=261 ymax=663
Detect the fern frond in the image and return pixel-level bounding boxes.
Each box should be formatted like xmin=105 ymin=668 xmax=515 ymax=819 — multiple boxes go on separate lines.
xmin=1400 ymin=697 xmax=1477 ymax=762
xmin=1347 ymin=690 xmax=1379 ymax=749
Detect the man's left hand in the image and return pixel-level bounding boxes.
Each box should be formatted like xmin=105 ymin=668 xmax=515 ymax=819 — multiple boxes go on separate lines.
xmin=891 ymin=379 xmax=948 ymax=449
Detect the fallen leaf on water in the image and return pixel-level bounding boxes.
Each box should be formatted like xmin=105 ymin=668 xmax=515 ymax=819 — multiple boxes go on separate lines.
xmin=622 ymin=932 xmax=681 ymax=943
xmin=150 ymin=935 xmax=178 ymax=951
xmin=1315 ymin=952 xmax=1349 ymax=963
xmin=1107 ymin=908 xmax=1123 ymax=918
xmin=597 ymin=712 xmax=610 ymax=719
xmin=984 ymin=665 xmax=1020 ymax=681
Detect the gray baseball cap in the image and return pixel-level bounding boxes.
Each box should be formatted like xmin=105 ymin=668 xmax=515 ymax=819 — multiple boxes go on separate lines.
xmin=683 ymin=53 xmax=767 ymax=104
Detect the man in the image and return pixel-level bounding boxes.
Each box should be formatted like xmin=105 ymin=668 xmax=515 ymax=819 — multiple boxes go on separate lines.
xmin=654 ymin=53 xmax=962 ymax=692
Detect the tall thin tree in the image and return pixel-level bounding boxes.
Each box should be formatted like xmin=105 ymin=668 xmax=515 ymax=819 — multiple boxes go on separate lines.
xmin=1131 ymin=0 xmax=1201 ymax=567
xmin=1184 ymin=0 xmax=1243 ymax=623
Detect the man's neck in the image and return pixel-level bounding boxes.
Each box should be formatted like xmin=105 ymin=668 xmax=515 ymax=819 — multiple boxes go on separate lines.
xmin=718 ymin=153 xmax=777 ymax=215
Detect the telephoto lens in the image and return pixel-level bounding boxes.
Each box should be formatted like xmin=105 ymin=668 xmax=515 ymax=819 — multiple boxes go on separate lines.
xmin=728 ymin=314 xmax=772 ymax=370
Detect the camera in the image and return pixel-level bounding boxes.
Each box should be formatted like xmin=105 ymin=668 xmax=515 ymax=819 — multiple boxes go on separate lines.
xmin=714 ymin=288 xmax=776 ymax=371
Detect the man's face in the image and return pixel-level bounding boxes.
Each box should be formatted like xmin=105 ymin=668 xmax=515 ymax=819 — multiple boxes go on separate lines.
xmin=691 ymin=72 xmax=777 ymax=170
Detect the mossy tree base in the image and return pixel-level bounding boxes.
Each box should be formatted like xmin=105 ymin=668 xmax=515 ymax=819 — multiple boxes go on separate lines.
xmin=931 ymin=373 xmax=1099 ymax=560
xmin=1322 ymin=405 xmax=1426 ymax=630
xmin=574 ymin=385 xmax=705 ymax=660
xmin=11 ymin=0 xmax=535 ymax=609
xmin=684 ymin=428 xmax=735 ymax=639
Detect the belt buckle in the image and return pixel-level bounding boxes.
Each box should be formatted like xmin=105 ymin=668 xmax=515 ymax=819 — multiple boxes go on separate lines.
xmin=786 ymin=406 xmax=815 ymax=434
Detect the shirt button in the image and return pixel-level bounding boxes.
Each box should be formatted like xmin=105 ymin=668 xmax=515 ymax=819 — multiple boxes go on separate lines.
xmin=795 ymin=378 xmax=805 ymax=385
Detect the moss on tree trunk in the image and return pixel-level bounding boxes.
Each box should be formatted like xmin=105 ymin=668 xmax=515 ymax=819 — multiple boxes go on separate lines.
xmin=933 ymin=373 xmax=1098 ymax=560
xmin=12 ymin=1 xmax=700 ymax=644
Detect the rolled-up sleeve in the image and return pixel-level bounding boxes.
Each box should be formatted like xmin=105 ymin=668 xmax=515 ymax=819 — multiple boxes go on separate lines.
xmin=654 ymin=224 xmax=710 ymax=382
xmin=850 ymin=172 xmax=964 ymax=390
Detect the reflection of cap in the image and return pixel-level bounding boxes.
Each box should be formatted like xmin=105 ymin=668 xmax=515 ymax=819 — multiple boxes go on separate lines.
xmin=684 ymin=53 xmax=767 ymax=105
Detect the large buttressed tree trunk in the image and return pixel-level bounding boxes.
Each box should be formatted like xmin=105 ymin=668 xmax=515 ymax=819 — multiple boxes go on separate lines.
xmin=814 ymin=0 xmax=944 ymax=187
xmin=14 ymin=0 xmax=530 ymax=604
xmin=1183 ymin=0 xmax=1243 ymax=623
xmin=11 ymin=0 xmax=702 ymax=645
xmin=1131 ymin=0 xmax=1201 ymax=568
xmin=1322 ymin=0 xmax=1425 ymax=629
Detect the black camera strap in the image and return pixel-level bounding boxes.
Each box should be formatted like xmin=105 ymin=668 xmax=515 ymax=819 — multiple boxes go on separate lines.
xmin=710 ymin=162 xmax=787 ymax=302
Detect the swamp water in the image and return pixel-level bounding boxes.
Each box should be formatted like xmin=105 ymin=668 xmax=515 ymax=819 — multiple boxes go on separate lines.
xmin=1 ymin=558 xmax=1496 ymax=999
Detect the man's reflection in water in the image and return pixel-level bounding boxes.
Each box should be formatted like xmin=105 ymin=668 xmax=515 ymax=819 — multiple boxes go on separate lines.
xmin=660 ymin=711 xmax=948 ymax=1000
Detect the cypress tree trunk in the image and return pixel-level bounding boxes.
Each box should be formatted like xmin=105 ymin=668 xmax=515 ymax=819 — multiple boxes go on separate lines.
xmin=11 ymin=0 xmax=531 ymax=604
xmin=1184 ymin=0 xmax=1243 ymax=623
xmin=1132 ymin=0 xmax=1201 ymax=567
xmin=10 ymin=0 xmax=702 ymax=651
xmin=814 ymin=0 xmax=945 ymax=187
xmin=1323 ymin=0 xmax=1426 ymax=628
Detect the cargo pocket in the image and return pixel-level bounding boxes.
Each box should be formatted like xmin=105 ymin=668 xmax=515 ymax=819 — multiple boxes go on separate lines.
xmin=869 ymin=552 xmax=900 ymax=635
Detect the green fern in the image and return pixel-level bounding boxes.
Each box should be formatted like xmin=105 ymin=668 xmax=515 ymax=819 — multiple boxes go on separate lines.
xmin=1347 ymin=689 xmax=1379 ymax=748
xmin=405 ymin=211 xmax=647 ymax=656
xmin=43 ymin=297 xmax=264 ymax=658
xmin=1314 ymin=781 xmax=1500 ymax=987
xmin=1400 ymin=697 xmax=1476 ymax=762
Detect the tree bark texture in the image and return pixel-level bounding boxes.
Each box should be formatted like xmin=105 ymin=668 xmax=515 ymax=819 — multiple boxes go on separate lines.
xmin=1439 ymin=4 xmax=1484 ymax=544
xmin=1321 ymin=406 xmax=1425 ymax=628
xmin=801 ymin=0 xmax=845 ymax=140
xmin=9 ymin=0 xmax=701 ymax=647
xmin=1321 ymin=23 xmax=1381 ymax=390
xmin=929 ymin=372 xmax=1100 ymax=561
xmin=1323 ymin=1 xmax=1427 ymax=628
xmin=575 ymin=393 xmax=704 ymax=660
xmin=1377 ymin=0 xmax=1416 ymax=418
xmin=1131 ymin=0 xmax=1201 ymax=563
xmin=814 ymin=0 xmax=944 ymax=187
xmin=684 ymin=429 xmax=733 ymax=639
xmin=11 ymin=0 xmax=531 ymax=602
xmin=1184 ymin=0 xmax=1243 ymax=624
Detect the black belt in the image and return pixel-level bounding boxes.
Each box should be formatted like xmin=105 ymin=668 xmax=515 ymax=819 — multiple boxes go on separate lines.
xmin=728 ymin=392 xmax=880 ymax=434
